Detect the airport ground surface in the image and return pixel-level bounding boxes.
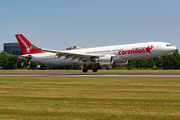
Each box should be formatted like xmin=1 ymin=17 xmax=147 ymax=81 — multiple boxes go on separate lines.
xmin=1 ymin=70 xmax=180 ymax=77
xmin=1 ymin=70 xmax=180 ymax=75
xmin=0 ymin=70 xmax=180 ymax=119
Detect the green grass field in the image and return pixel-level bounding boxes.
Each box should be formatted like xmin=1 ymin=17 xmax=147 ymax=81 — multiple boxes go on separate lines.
xmin=0 ymin=76 xmax=180 ymax=120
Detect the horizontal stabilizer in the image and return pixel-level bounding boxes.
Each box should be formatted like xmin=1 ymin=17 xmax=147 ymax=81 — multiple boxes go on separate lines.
xmin=31 ymin=44 xmax=42 ymax=50
xmin=8 ymin=54 xmax=32 ymax=60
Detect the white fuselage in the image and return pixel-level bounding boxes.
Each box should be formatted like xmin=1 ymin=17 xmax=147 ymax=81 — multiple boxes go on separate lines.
xmin=23 ymin=42 xmax=176 ymax=65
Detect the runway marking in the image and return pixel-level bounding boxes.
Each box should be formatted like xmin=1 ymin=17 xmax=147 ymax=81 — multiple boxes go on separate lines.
xmin=0 ymin=74 xmax=180 ymax=77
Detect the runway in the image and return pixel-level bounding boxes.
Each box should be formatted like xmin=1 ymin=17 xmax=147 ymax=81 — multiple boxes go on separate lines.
xmin=0 ymin=74 xmax=180 ymax=77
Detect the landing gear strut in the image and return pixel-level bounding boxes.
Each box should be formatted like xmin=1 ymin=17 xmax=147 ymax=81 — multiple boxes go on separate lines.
xmin=82 ymin=65 xmax=90 ymax=73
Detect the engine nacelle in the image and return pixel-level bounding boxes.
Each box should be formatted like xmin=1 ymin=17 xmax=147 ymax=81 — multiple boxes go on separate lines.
xmin=98 ymin=55 xmax=113 ymax=65
xmin=115 ymin=60 xmax=128 ymax=65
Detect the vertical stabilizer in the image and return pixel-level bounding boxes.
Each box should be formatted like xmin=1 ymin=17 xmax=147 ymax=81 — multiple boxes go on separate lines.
xmin=15 ymin=34 xmax=44 ymax=55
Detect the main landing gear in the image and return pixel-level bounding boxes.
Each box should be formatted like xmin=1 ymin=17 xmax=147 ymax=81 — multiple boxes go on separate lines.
xmin=82 ymin=65 xmax=101 ymax=73
xmin=92 ymin=69 xmax=97 ymax=72
xmin=82 ymin=69 xmax=88 ymax=73
xmin=82 ymin=68 xmax=97 ymax=73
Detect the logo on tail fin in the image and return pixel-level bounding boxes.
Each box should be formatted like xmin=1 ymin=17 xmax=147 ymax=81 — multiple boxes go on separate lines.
xmin=17 ymin=35 xmax=32 ymax=53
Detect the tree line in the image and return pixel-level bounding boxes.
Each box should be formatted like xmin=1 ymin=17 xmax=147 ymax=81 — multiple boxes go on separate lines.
xmin=0 ymin=49 xmax=180 ymax=70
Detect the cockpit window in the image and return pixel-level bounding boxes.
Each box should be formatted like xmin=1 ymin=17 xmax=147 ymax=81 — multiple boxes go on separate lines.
xmin=166 ymin=44 xmax=172 ymax=47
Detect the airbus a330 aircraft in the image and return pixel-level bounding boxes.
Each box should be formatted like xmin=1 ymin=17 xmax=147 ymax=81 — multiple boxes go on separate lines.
xmin=15 ymin=34 xmax=177 ymax=72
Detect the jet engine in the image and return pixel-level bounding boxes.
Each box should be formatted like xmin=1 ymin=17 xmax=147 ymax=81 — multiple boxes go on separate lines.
xmin=97 ymin=55 xmax=113 ymax=65
xmin=115 ymin=60 xmax=128 ymax=65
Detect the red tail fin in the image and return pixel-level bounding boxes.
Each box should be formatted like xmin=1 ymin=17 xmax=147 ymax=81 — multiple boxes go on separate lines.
xmin=15 ymin=34 xmax=44 ymax=55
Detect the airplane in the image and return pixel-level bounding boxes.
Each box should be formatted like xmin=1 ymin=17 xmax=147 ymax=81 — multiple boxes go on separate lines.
xmin=15 ymin=34 xmax=177 ymax=73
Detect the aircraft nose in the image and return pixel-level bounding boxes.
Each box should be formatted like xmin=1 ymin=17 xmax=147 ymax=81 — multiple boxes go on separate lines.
xmin=170 ymin=46 xmax=177 ymax=52
xmin=172 ymin=46 xmax=177 ymax=51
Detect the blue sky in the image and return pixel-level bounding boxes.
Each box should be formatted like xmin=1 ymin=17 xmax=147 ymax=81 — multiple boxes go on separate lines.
xmin=0 ymin=0 xmax=180 ymax=50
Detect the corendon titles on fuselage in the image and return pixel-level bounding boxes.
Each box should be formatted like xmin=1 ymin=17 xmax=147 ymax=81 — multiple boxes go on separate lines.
xmin=118 ymin=45 xmax=153 ymax=55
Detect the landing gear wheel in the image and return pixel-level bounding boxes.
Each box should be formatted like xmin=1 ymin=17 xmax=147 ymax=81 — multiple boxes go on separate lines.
xmin=92 ymin=69 xmax=98 ymax=72
xmin=82 ymin=69 xmax=88 ymax=73
xmin=97 ymin=66 xmax=102 ymax=69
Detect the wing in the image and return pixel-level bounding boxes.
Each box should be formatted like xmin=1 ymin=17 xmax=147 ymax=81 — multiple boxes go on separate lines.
xmin=31 ymin=44 xmax=98 ymax=62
